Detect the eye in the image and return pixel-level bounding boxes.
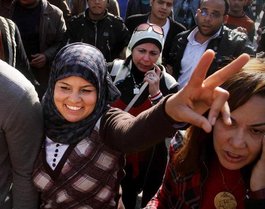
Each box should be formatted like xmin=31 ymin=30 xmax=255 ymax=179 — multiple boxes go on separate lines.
xmin=249 ymin=128 xmax=265 ymax=136
xmin=80 ymin=88 xmax=96 ymax=94
xmin=60 ymin=85 xmax=70 ymax=91
xmin=200 ymin=8 xmax=208 ymax=16
xmin=150 ymin=51 xmax=160 ymax=56
xmin=138 ymin=49 xmax=146 ymax=54
xmin=212 ymin=12 xmax=222 ymax=18
xmin=166 ymin=3 xmax=173 ymax=7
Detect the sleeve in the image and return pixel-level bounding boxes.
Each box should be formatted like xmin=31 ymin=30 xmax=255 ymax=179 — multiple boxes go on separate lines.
xmin=4 ymin=88 xmax=43 ymax=209
xmin=14 ymin=25 xmax=40 ymax=87
xmin=145 ymin=144 xmax=179 ymax=209
xmin=240 ymin=34 xmax=255 ymax=56
xmin=43 ymin=7 xmax=67 ymax=64
xmin=245 ymin=188 xmax=265 ymax=209
xmin=108 ymin=0 xmax=120 ymax=16
xmin=100 ymin=96 xmax=177 ymax=153
xmin=257 ymin=28 xmax=265 ymax=53
xmin=145 ymin=186 xmax=169 ymax=209
xmin=245 ymin=198 xmax=265 ymax=209
xmin=115 ymin=19 xmax=131 ymax=51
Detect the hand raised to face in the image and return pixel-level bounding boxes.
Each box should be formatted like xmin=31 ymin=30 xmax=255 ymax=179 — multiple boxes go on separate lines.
xmin=250 ymin=137 xmax=265 ymax=192
xmin=165 ymin=49 xmax=250 ymax=133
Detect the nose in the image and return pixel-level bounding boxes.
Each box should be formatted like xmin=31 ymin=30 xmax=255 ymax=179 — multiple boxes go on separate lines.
xmin=68 ymin=91 xmax=81 ymax=102
xmin=161 ymin=3 xmax=167 ymax=9
xmin=204 ymin=14 xmax=212 ymax=22
xmin=142 ymin=53 xmax=151 ymax=62
xmin=229 ymin=129 xmax=247 ymax=149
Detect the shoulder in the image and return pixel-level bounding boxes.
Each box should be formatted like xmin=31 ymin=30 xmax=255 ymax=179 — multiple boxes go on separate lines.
xmin=106 ymin=13 xmax=125 ymax=23
xmin=109 ymin=59 xmax=125 ymax=74
xmin=222 ymin=25 xmax=249 ymax=40
xmin=68 ymin=12 xmax=86 ymax=29
xmin=0 ymin=60 xmax=35 ymax=91
xmin=105 ymin=14 xmax=128 ymax=30
xmin=0 ymin=60 xmax=39 ymax=110
xmin=69 ymin=12 xmax=86 ymax=23
xmin=126 ymin=13 xmax=148 ymax=22
xmin=44 ymin=0 xmax=64 ymax=16
xmin=171 ymin=29 xmax=190 ymax=45
xmin=125 ymin=14 xmax=146 ymax=27
xmin=169 ymin=17 xmax=186 ymax=31
xmin=175 ymin=29 xmax=190 ymax=39
xmin=159 ymin=65 xmax=179 ymax=90
xmin=0 ymin=16 xmax=16 ymax=34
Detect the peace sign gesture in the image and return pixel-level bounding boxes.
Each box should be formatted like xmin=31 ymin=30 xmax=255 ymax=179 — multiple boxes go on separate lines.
xmin=165 ymin=49 xmax=250 ymax=133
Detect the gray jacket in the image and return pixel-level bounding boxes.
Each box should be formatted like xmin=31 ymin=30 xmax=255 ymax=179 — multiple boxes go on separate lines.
xmin=0 ymin=60 xmax=43 ymax=209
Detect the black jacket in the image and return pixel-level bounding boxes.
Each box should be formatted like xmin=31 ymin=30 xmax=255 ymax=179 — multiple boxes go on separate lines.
xmin=168 ymin=25 xmax=255 ymax=80
xmin=0 ymin=16 xmax=41 ymax=96
xmin=125 ymin=13 xmax=186 ymax=66
xmin=66 ymin=9 xmax=131 ymax=62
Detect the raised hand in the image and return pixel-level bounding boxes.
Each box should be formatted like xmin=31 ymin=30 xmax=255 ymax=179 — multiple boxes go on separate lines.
xmin=144 ymin=64 xmax=161 ymax=97
xmin=250 ymin=137 xmax=265 ymax=192
xmin=165 ymin=49 xmax=250 ymax=132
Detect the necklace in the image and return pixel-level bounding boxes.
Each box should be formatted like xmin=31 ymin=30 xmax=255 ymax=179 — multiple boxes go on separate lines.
xmin=131 ymin=73 xmax=144 ymax=95
xmin=214 ymin=166 xmax=243 ymax=209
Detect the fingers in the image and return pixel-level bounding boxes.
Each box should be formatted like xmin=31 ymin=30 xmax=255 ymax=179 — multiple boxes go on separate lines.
xmin=204 ymin=53 xmax=250 ymax=89
xmin=181 ymin=106 xmax=212 ymax=133
xmin=260 ymin=137 xmax=265 ymax=162
xmin=207 ymin=87 xmax=230 ymax=125
xmin=250 ymin=137 xmax=265 ymax=191
xmin=187 ymin=49 xmax=215 ymax=88
xmin=153 ymin=64 xmax=161 ymax=76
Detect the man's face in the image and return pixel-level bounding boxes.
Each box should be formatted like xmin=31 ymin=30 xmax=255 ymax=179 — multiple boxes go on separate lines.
xmin=229 ymin=0 xmax=247 ymax=14
xmin=151 ymin=0 xmax=173 ymax=20
xmin=87 ymin=0 xmax=108 ymax=16
xmin=19 ymin=0 xmax=38 ymax=7
xmin=196 ymin=0 xmax=227 ymax=37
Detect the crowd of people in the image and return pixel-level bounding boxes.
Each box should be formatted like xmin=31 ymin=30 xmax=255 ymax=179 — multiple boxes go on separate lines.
xmin=0 ymin=0 xmax=265 ymax=209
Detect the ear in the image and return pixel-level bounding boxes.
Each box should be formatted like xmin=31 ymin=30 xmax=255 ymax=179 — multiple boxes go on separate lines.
xmin=223 ymin=14 xmax=228 ymax=24
xmin=150 ymin=0 xmax=154 ymax=6
xmin=194 ymin=8 xmax=200 ymax=23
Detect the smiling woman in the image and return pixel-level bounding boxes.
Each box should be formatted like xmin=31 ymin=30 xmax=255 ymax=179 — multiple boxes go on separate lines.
xmin=54 ymin=76 xmax=97 ymax=122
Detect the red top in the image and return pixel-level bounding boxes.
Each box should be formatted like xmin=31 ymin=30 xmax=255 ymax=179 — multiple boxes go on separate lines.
xmin=201 ymin=156 xmax=246 ymax=209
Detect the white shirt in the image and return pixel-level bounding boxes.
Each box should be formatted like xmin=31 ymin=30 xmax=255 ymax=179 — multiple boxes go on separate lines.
xmin=46 ymin=137 xmax=69 ymax=170
xmin=178 ymin=27 xmax=221 ymax=89
xmin=161 ymin=18 xmax=170 ymax=40
xmin=148 ymin=18 xmax=170 ymax=41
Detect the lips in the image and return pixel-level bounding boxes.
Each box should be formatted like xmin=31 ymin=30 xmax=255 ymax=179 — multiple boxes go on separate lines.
xmin=158 ymin=11 xmax=167 ymax=16
xmin=201 ymin=24 xmax=211 ymax=30
xmin=65 ymin=104 xmax=82 ymax=111
xmin=223 ymin=151 xmax=245 ymax=163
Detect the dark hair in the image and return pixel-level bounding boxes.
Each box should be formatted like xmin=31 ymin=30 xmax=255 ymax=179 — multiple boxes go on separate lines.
xmin=200 ymin=0 xmax=229 ymax=15
xmin=173 ymin=58 xmax=265 ymax=174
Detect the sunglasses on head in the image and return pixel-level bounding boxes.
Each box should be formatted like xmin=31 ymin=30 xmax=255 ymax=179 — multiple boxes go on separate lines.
xmin=134 ymin=23 xmax=164 ymax=36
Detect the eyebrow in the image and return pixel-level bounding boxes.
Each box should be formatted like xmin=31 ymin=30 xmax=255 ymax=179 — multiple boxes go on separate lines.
xmin=230 ymin=116 xmax=265 ymax=127
xmin=200 ymin=7 xmax=223 ymax=14
xmin=58 ymin=81 xmax=95 ymax=88
xmin=251 ymin=123 xmax=265 ymax=127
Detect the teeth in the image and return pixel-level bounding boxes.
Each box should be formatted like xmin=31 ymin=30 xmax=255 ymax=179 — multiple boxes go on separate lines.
xmin=66 ymin=105 xmax=81 ymax=110
xmin=227 ymin=151 xmax=240 ymax=158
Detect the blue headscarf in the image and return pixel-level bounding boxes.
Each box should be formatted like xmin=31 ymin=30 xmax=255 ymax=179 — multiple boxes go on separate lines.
xmin=42 ymin=43 xmax=120 ymax=144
